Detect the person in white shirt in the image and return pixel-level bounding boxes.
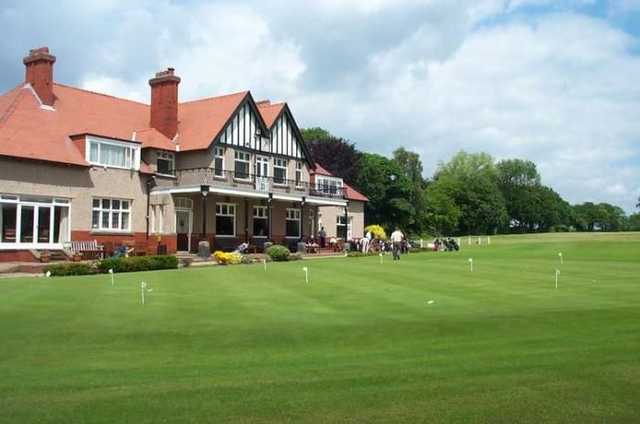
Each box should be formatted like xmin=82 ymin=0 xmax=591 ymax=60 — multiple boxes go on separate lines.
xmin=390 ymin=227 xmax=404 ymax=261
xmin=362 ymin=230 xmax=372 ymax=253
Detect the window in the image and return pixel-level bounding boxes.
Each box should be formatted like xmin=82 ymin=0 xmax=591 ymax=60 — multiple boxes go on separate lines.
xmin=295 ymin=162 xmax=303 ymax=187
xmin=214 ymin=147 xmax=225 ymax=177
xmin=156 ymin=151 xmax=175 ymax=176
xmin=92 ymin=198 xmax=131 ymax=231
xmin=234 ymin=151 xmax=251 ymax=179
xmin=317 ymin=176 xmax=342 ymax=195
xmin=252 ymin=206 xmax=268 ymax=237
xmin=336 ymin=214 xmax=352 ymax=239
xmin=86 ymin=137 xmax=139 ymax=170
xmin=216 ymin=203 xmax=235 ymax=236
xmin=274 ymin=158 xmax=288 ymax=184
xmin=286 ymin=208 xmax=300 ymax=238
xmin=0 ymin=195 xmax=70 ymax=246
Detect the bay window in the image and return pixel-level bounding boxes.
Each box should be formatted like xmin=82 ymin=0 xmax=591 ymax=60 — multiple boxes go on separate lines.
xmin=0 ymin=194 xmax=70 ymax=248
xmin=92 ymin=198 xmax=131 ymax=232
xmin=274 ymin=158 xmax=288 ymax=184
xmin=216 ymin=203 xmax=236 ymax=236
xmin=285 ymin=208 xmax=300 ymax=238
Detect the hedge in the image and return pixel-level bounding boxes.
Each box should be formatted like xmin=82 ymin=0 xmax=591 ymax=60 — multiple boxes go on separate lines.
xmin=265 ymin=245 xmax=290 ymax=262
xmin=96 ymin=255 xmax=178 ymax=273
xmin=44 ymin=262 xmax=96 ymax=276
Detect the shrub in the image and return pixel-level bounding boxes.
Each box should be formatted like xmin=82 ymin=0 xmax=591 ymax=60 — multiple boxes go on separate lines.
xmin=240 ymin=255 xmax=254 ymax=265
xmin=44 ymin=262 xmax=95 ymax=276
xmin=97 ymin=255 xmax=178 ymax=273
xmin=365 ymin=224 xmax=387 ymax=240
xmin=289 ymin=252 xmax=303 ymax=261
xmin=229 ymin=252 xmax=242 ymax=265
xmin=347 ymin=251 xmax=369 ymax=257
xmin=266 ymin=244 xmax=290 ymax=262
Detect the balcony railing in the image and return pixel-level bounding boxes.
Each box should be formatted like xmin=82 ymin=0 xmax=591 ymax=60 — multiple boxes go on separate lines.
xmin=174 ymin=168 xmax=346 ymax=199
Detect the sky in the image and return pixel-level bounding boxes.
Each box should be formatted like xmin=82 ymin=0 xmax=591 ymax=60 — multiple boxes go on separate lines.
xmin=1 ymin=0 xmax=639 ymax=212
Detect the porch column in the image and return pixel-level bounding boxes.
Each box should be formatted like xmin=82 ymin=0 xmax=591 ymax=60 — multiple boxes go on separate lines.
xmin=244 ymin=198 xmax=249 ymax=243
xmin=344 ymin=202 xmax=349 ymax=240
xmin=267 ymin=193 xmax=273 ymax=241
xmin=300 ymin=197 xmax=306 ymax=241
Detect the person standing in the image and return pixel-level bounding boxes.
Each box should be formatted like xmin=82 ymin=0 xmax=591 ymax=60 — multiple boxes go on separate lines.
xmin=319 ymin=226 xmax=327 ymax=248
xmin=362 ymin=230 xmax=372 ymax=253
xmin=390 ymin=227 xmax=404 ymax=261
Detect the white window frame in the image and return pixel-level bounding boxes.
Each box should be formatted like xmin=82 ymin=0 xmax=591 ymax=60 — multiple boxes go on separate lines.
xmin=252 ymin=206 xmax=268 ymax=238
xmin=216 ymin=203 xmax=236 ymax=237
xmin=274 ymin=158 xmax=288 ymax=185
xmin=295 ymin=162 xmax=304 ymax=188
xmin=0 ymin=194 xmax=71 ymax=249
xmin=234 ymin=151 xmax=251 ymax=181
xmin=85 ymin=135 xmax=141 ymax=171
xmin=156 ymin=151 xmax=175 ymax=176
xmin=316 ymin=176 xmax=343 ymax=194
xmin=336 ymin=215 xmax=352 ymax=239
xmin=92 ymin=197 xmax=132 ymax=233
xmin=214 ymin=147 xmax=225 ymax=178
xmin=285 ymin=208 xmax=301 ymax=238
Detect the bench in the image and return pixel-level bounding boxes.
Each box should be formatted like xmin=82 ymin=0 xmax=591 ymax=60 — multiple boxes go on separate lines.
xmin=66 ymin=240 xmax=104 ymax=259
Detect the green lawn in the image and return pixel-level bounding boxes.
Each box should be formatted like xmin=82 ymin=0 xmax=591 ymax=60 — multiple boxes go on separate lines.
xmin=1 ymin=233 xmax=639 ymax=423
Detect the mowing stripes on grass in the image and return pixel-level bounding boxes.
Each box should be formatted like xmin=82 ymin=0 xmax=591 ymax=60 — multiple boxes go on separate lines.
xmin=0 ymin=232 xmax=639 ymax=423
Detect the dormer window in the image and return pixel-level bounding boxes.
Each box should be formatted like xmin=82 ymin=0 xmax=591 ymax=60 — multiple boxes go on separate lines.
xmin=156 ymin=151 xmax=175 ymax=176
xmin=86 ymin=136 xmax=140 ymax=170
xmin=317 ymin=176 xmax=342 ymax=194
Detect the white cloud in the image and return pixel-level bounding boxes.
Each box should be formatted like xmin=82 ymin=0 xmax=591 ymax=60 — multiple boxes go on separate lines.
xmin=16 ymin=1 xmax=638 ymax=212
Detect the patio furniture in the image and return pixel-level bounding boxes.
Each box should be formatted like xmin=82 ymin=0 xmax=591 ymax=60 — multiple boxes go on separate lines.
xmin=67 ymin=240 xmax=104 ymax=259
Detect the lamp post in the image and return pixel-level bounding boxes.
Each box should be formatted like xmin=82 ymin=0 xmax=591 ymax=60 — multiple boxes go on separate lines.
xmin=300 ymin=196 xmax=306 ymax=242
xmin=200 ymin=184 xmax=210 ymax=239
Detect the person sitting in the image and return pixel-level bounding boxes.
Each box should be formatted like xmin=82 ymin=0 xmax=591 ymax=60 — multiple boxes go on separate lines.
xmin=306 ymin=237 xmax=319 ymax=254
xmin=234 ymin=242 xmax=249 ymax=254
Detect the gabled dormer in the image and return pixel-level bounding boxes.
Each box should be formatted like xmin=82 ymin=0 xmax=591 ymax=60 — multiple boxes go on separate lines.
xmin=214 ymin=93 xmax=270 ymax=152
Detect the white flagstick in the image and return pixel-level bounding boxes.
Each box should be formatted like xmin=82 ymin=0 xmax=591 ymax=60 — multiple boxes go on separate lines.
xmin=555 ymin=269 xmax=560 ymax=289
xmin=558 ymin=252 xmax=563 ymax=265
xmin=302 ymin=266 xmax=309 ymax=284
xmin=263 ymin=259 xmax=267 ymax=272
xmin=468 ymin=258 xmax=473 ymax=272
xmin=109 ymin=268 xmax=114 ymax=287
xmin=487 ymin=236 xmax=491 ymax=245
xmin=379 ymin=252 xmax=383 ymax=264
xmin=468 ymin=236 xmax=471 ymax=246
xmin=141 ymin=281 xmax=146 ymax=305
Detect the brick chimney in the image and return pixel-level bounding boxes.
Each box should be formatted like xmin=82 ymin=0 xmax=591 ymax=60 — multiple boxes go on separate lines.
xmin=149 ymin=68 xmax=181 ymax=139
xmin=23 ymin=47 xmax=56 ymax=106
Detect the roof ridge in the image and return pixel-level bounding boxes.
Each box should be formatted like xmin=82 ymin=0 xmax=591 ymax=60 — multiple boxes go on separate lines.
xmin=258 ymin=101 xmax=285 ymax=108
xmin=180 ymin=90 xmax=249 ymax=105
xmin=53 ymin=83 xmax=150 ymax=107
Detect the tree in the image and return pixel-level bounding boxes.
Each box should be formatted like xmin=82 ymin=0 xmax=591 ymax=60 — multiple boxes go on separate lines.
xmin=430 ymin=151 xmax=508 ymax=235
xmin=354 ymin=153 xmax=415 ymax=231
xmin=301 ymin=127 xmax=361 ymax=185
xmin=496 ymin=159 xmax=542 ymax=232
xmin=424 ymin=180 xmax=461 ymax=235
xmin=392 ymin=148 xmax=428 ymax=235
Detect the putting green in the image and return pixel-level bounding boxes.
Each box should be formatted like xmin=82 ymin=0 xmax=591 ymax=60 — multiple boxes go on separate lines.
xmin=1 ymin=232 xmax=639 ymax=423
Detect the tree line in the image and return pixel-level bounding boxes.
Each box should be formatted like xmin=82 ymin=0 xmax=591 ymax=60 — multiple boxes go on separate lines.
xmin=302 ymin=127 xmax=640 ymax=236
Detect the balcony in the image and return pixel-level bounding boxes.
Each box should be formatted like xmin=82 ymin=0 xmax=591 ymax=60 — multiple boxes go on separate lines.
xmin=173 ymin=168 xmax=346 ymax=199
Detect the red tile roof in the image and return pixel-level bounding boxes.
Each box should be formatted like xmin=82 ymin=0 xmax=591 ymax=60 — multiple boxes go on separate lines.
xmin=256 ymin=101 xmax=285 ymax=128
xmin=311 ymin=163 xmax=368 ymax=202
xmin=135 ymin=128 xmax=175 ymax=151
xmin=176 ymin=91 xmax=248 ymax=151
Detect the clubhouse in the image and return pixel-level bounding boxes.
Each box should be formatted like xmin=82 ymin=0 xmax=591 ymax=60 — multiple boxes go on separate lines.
xmin=0 ymin=47 xmax=367 ymax=262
